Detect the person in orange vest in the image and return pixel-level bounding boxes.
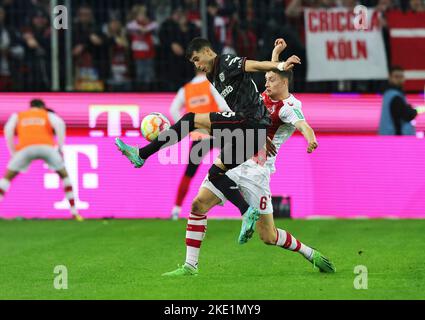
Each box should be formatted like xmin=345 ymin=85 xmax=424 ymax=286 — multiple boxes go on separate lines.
xmin=169 ymin=69 xmax=230 ymax=220
xmin=0 ymin=99 xmax=83 ymax=221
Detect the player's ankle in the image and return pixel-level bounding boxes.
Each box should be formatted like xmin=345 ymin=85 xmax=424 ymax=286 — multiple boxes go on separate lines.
xmin=184 ymin=262 xmax=198 ymax=270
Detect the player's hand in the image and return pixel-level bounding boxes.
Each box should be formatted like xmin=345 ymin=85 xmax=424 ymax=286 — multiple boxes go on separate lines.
xmin=266 ymin=137 xmax=277 ymax=157
xmin=274 ymin=38 xmax=287 ymax=53
xmin=171 ymin=42 xmax=184 ymax=56
xmin=284 ymin=55 xmax=301 ymax=70
xmin=307 ymin=140 xmax=318 ymax=153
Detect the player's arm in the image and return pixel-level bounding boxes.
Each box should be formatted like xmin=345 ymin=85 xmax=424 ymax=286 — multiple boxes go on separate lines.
xmin=48 ymin=112 xmax=66 ymax=153
xmin=169 ymin=87 xmax=186 ymax=123
xmin=294 ymin=120 xmax=318 ymax=153
xmin=210 ymin=84 xmax=231 ymax=112
xmin=4 ymin=113 xmax=18 ymax=155
xmin=245 ymin=55 xmax=300 ymax=73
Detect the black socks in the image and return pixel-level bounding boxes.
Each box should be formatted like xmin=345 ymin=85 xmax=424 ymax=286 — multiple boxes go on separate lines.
xmin=208 ymin=165 xmax=250 ymax=216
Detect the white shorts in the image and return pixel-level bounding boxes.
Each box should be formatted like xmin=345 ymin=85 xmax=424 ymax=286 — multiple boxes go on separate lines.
xmin=8 ymin=145 xmax=65 ymax=173
xmin=202 ymin=159 xmax=273 ymax=214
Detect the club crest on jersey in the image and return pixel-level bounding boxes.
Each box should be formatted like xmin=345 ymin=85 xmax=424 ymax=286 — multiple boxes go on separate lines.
xmin=268 ymin=105 xmax=276 ymax=114
xmin=219 ymin=72 xmax=225 ymax=82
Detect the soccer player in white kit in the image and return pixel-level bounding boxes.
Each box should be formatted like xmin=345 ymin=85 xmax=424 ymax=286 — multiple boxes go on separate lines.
xmin=163 ymin=39 xmax=336 ymax=276
xmin=0 ymin=99 xmax=83 ymax=221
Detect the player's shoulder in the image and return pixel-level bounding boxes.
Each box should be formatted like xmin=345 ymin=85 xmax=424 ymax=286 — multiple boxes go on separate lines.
xmin=286 ymin=94 xmax=302 ymax=109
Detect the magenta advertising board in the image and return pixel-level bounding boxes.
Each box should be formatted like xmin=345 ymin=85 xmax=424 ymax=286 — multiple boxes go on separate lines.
xmin=0 ymin=136 xmax=424 ymax=219
xmin=0 ymin=93 xmax=424 ymax=133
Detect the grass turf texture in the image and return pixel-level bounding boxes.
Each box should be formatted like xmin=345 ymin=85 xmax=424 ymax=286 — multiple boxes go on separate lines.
xmin=0 ymin=219 xmax=424 ymax=300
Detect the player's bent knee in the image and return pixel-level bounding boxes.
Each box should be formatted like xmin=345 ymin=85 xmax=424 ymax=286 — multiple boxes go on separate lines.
xmin=208 ymin=164 xmax=226 ymax=180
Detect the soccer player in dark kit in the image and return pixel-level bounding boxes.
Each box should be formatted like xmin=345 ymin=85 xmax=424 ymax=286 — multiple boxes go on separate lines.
xmin=115 ymin=37 xmax=301 ymax=244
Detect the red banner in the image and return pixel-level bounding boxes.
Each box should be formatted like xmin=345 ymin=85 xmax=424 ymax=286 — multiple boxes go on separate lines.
xmin=387 ymin=11 xmax=425 ymax=91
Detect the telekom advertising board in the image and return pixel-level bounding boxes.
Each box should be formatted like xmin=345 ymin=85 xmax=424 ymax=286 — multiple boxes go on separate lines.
xmin=0 ymin=93 xmax=424 ymax=133
xmin=1 ymin=136 xmax=424 ymax=220
xmin=0 ymin=93 xmax=424 ymax=219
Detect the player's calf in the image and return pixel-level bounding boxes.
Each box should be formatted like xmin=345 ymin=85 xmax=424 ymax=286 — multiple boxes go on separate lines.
xmin=0 ymin=178 xmax=11 ymax=200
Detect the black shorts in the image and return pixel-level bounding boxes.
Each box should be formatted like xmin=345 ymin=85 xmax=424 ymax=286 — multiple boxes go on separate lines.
xmin=209 ymin=112 xmax=268 ymax=169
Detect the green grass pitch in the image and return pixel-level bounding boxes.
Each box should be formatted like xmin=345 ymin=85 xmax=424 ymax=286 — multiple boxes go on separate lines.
xmin=0 ymin=219 xmax=424 ymax=300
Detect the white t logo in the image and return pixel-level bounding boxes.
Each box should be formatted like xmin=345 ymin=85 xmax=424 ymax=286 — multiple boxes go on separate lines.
xmin=89 ymin=105 xmax=140 ymax=137
xmin=44 ymin=145 xmax=98 ymax=210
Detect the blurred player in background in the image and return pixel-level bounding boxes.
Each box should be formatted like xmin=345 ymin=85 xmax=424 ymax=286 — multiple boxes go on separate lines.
xmin=163 ymin=39 xmax=335 ymax=276
xmin=169 ymin=68 xmax=230 ymax=220
xmin=0 ymin=99 xmax=83 ymax=221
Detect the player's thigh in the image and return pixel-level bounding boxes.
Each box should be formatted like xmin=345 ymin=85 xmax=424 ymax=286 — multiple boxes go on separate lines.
xmin=227 ymin=164 xmax=272 ymax=214
xmin=38 ymin=146 xmax=65 ymax=171
xmin=192 ymin=186 xmax=222 ymax=214
xmin=7 ymin=149 xmax=33 ymax=173
xmin=194 ymin=113 xmax=212 ymax=132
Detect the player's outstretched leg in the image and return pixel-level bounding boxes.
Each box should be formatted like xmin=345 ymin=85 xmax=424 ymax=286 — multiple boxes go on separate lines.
xmin=117 ymin=112 xmax=210 ymax=169
xmin=115 ymin=138 xmax=145 ymax=168
xmin=257 ymin=215 xmax=336 ymax=273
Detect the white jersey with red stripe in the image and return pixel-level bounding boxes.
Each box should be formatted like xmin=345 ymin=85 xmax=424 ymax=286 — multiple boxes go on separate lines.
xmin=261 ymin=92 xmax=305 ymax=174
xmin=201 ymin=92 xmax=306 ymax=215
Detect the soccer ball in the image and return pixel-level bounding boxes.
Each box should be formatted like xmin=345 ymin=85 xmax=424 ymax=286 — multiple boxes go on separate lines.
xmin=140 ymin=112 xmax=171 ymax=142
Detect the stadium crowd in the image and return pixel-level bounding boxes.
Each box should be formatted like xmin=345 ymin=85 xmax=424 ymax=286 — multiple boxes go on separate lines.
xmin=0 ymin=0 xmax=423 ymax=92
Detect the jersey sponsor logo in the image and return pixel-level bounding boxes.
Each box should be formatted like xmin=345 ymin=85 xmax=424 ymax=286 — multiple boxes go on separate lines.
xmin=220 ymin=85 xmax=234 ymax=98
xmin=293 ymin=109 xmax=304 ymax=120
xmin=219 ymin=72 xmax=225 ymax=82
xmin=21 ymin=118 xmax=46 ymax=126
xmin=189 ymin=95 xmax=210 ymax=107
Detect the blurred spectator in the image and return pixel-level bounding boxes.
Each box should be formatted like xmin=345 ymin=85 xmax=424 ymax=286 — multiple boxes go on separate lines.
xmin=408 ymin=0 xmax=425 ymax=12
xmin=73 ymin=4 xmax=107 ymax=91
xmin=127 ymin=5 xmax=158 ymax=90
xmin=159 ymin=7 xmax=199 ymax=91
xmin=0 ymin=6 xmax=24 ymax=90
xmin=206 ymin=0 xmax=225 ymax=53
xmin=378 ymin=66 xmax=425 ymax=135
xmin=226 ymin=13 xmax=257 ymax=58
xmin=338 ymin=0 xmax=358 ymax=8
xmin=21 ymin=7 xmax=50 ymax=91
xmin=104 ymin=14 xmax=132 ymax=91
